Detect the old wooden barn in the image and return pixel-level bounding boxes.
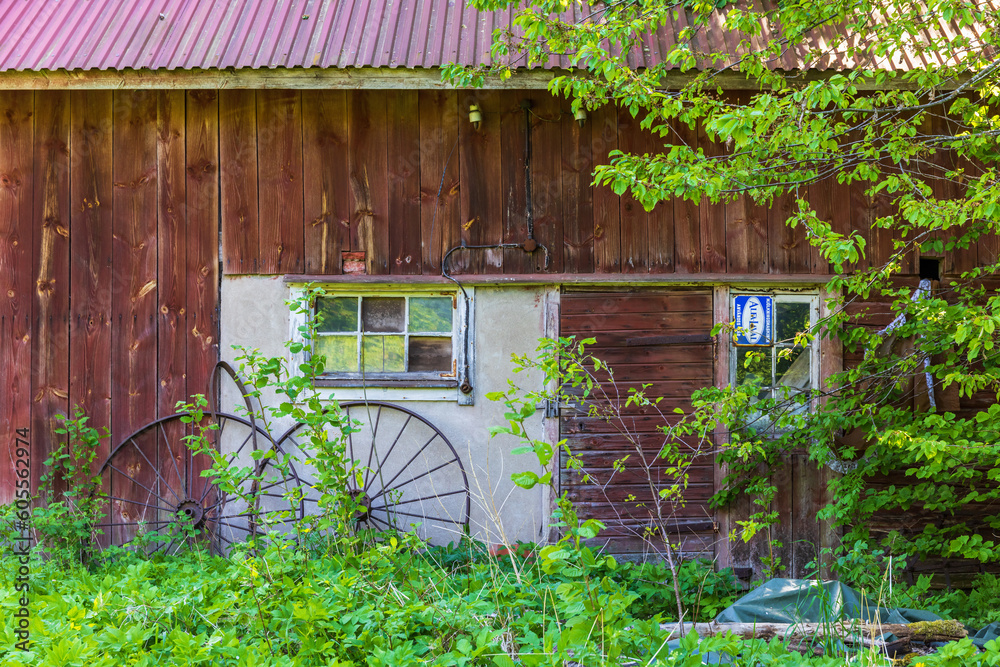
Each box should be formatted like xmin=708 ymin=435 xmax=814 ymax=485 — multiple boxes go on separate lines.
xmin=0 ymin=0 xmax=996 ymax=578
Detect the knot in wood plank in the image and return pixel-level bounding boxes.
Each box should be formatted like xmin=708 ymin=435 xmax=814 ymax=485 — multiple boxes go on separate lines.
xmin=1 ymin=170 xmax=22 ymax=189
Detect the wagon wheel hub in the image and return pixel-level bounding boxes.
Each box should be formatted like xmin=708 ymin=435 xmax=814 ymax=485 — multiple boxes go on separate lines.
xmin=176 ymin=498 xmax=206 ymax=528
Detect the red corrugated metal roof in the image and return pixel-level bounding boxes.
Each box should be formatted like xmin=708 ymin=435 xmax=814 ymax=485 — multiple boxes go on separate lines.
xmin=0 ymin=0 xmax=991 ymax=73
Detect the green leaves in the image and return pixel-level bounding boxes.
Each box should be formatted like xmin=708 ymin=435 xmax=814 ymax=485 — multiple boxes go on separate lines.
xmin=511 ymin=471 xmax=540 ymax=489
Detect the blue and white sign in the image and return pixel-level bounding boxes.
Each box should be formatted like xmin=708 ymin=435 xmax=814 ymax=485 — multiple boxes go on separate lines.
xmin=733 ymin=295 xmax=773 ymax=346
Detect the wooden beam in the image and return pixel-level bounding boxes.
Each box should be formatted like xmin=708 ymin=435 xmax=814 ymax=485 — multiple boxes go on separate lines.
xmin=817 ymin=284 xmax=844 ymax=578
xmin=712 ymin=285 xmax=731 ymax=570
xmin=0 ymin=67 xmax=560 ymax=90
xmin=282 ymin=272 xmax=835 ymax=286
xmin=0 ymin=67 xmax=968 ymax=91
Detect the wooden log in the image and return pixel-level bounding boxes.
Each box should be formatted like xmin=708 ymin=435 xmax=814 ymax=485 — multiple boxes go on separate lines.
xmin=660 ymin=619 xmax=968 ymax=644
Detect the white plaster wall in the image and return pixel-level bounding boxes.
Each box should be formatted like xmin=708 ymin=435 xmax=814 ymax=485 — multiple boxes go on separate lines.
xmin=220 ymin=276 xmax=554 ymax=547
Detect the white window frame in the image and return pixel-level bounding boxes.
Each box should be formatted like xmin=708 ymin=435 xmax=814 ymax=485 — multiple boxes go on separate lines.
xmin=729 ymin=290 xmax=821 ymax=425
xmin=288 ymin=284 xmax=475 ymax=404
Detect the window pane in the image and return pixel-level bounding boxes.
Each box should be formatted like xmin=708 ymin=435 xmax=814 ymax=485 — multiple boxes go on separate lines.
xmin=316 ymin=297 xmax=358 ymax=332
xmin=315 ymin=335 xmax=357 ymax=373
xmin=362 ymin=297 xmax=405 ymax=333
xmin=776 ymin=346 xmax=811 ymax=391
xmin=736 ymin=347 xmax=772 ymax=389
xmin=409 ymin=297 xmax=452 ymax=333
xmin=362 ymin=336 xmax=405 ymax=373
xmin=409 ymin=337 xmax=452 ymax=372
xmin=776 ymin=301 xmax=810 ymax=344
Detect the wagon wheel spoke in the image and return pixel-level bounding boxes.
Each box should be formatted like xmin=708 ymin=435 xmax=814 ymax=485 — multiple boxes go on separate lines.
xmin=346 ymin=406 xmax=355 ymax=468
xmin=151 ymin=539 xmax=178 ymax=556
xmin=105 ymin=464 xmax=175 ymax=508
xmin=158 ymin=422 xmax=189 ymax=499
xmin=94 ymin=519 xmax=175 ymax=528
xmin=367 ymin=455 xmax=459 ymax=504
xmin=226 ymin=417 xmax=262 ymax=459
xmin=359 ymin=404 xmax=383 ymax=491
xmin=368 ymin=488 xmax=467 ymax=509
xmin=373 ymin=506 xmax=466 ymax=525
xmin=362 ymin=414 xmax=413 ymax=495
xmin=126 ymin=436 xmax=184 ymax=505
xmin=104 ymin=494 xmax=174 ymax=514
xmin=365 ymin=435 xmax=444 ymax=500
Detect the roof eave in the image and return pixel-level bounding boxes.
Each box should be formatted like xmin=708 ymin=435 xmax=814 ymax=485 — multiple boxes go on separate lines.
xmin=0 ymin=65 xmax=971 ymax=90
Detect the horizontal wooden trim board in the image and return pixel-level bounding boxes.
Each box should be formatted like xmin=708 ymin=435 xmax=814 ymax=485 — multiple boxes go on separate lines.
xmin=282 ymin=272 xmax=834 ymax=286
xmin=313 ymin=378 xmax=459 ymax=388
xmin=0 ymin=67 xmax=559 ymax=90
xmin=0 ymin=67 xmax=964 ymax=90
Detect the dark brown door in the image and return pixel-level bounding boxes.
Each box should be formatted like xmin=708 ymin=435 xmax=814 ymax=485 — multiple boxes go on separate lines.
xmin=558 ymin=288 xmax=717 ymax=560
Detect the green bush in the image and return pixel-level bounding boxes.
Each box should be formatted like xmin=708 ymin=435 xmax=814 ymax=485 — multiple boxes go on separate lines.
xmin=932 ymin=573 xmax=1000 ymax=629
xmin=30 ymin=408 xmax=108 ymax=565
xmin=0 ymin=540 xmax=677 ymax=666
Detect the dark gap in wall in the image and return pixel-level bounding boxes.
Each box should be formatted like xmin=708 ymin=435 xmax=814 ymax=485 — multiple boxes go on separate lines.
xmin=920 ymin=257 xmax=940 ymax=281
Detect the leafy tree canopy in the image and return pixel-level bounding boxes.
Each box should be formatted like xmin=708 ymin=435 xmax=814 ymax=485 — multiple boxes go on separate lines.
xmin=447 ymin=0 xmax=1000 ymax=568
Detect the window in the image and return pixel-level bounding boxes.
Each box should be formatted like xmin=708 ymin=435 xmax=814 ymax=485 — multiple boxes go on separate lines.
xmin=314 ymin=294 xmax=456 ymax=378
xmin=731 ymin=293 xmax=819 ymax=419
xmin=290 ymin=286 xmax=474 ymax=403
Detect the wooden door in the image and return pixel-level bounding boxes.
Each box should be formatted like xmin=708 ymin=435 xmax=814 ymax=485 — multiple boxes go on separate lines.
xmin=558 ymin=288 xmax=718 ymax=559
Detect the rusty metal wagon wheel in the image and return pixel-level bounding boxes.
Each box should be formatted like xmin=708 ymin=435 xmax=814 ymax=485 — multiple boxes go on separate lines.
xmin=96 ymin=411 xmax=302 ymax=555
xmin=270 ymin=401 xmax=470 ymax=545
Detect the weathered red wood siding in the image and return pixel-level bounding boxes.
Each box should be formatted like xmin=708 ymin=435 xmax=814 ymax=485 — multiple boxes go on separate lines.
xmin=0 ymin=91 xmax=220 ymax=504
xmin=210 ymin=90 xmax=996 ymax=282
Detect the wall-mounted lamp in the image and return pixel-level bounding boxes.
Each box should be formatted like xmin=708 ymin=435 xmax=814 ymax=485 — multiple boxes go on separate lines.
xmin=573 ymin=107 xmax=587 ymax=127
xmin=469 ymin=104 xmax=483 ymax=131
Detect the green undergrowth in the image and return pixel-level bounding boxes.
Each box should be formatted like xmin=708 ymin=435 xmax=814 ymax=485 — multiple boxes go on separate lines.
xmin=5 ymin=539 xmax=1000 ymax=666
xmin=0 ymin=538 xmax=720 ymax=667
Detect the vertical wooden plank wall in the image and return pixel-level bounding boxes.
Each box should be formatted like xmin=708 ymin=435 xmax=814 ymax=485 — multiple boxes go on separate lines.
xmin=500 ymin=91 xmax=530 ymax=274
xmin=112 ymin=91 xmax=158 ymax=445
xmin=387 ymin=90 xmax=422 ymax=275
xmin=186 ymin=90 xmax=220 ymax=502
xmin=257 ymin=91 xmax=303 ymax=275
xmin=213 ymin=90 xmax=988 ymax=281
xmin=418 ymin=90 xmax=460 ymax=274
xmin=0 ymin=91 xmax=222 ymax=504
xmin=31 ymin=91 xmax=70 ymax=494
xmin=459 ymin=90 xmax=502 ymax=274
xmin=530 ymin=94 xmax=563 ymax=274
xmin=156 ymin=90 xmax=187 ymax=507
xmin=69 ymin=91 xmax=113 ymax=467
xmin=592 ymin=105 xmax=621 ymax=273
xmin=156 ymin=91 xmax=187 ymax=419
xmin=562 ymin=108 xmax=594 ymax=274
xmin=617 ymin=107 xmax=649 ymax=273
xmin=219 ymin=90 xmax=259 ymax=274
xmin=349 ymin=91 xmax=390 ymax=275
xmin=0 ymin=92 xmax=33 ymax=499
xmin=302 ymin=90 xmax=349 ymax=275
